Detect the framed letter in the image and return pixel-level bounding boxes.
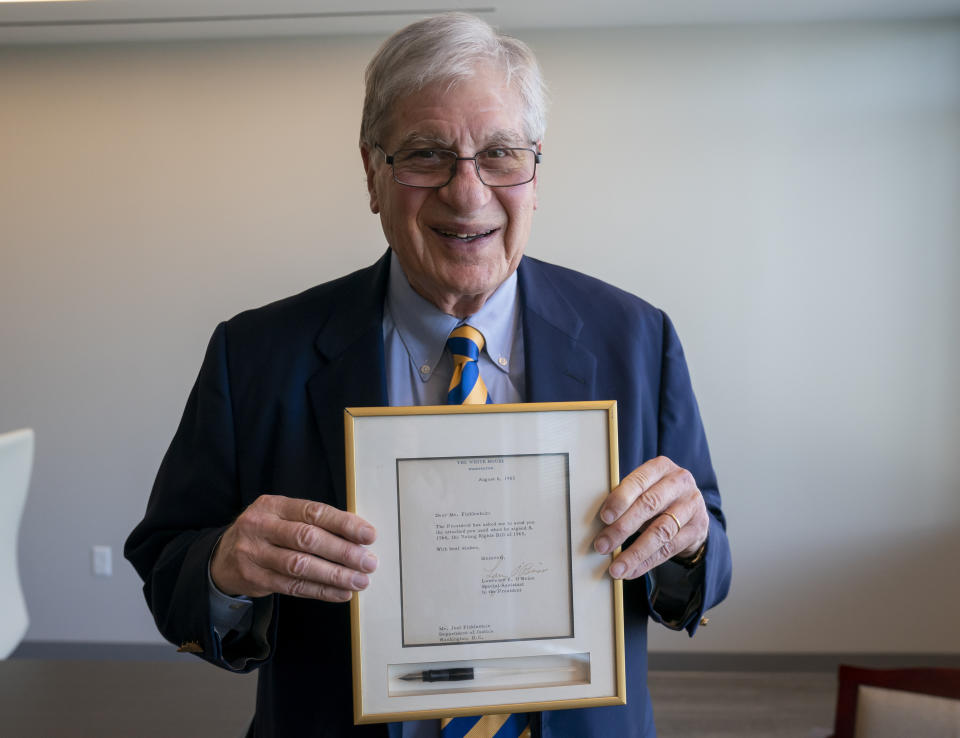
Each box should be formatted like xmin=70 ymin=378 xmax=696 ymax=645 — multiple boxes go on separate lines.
xmin=345 ymin=401 xmax=625 ymax=723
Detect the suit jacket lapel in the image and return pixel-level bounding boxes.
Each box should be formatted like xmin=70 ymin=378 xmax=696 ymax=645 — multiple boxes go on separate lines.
xmin=517 ymin=258 xmax=598 ymax=402
xmin=307 ymin=252 xmax=391 ymax=510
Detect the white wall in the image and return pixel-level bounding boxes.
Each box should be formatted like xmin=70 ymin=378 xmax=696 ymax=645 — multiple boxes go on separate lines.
xmin=1 ymin=20 xmax=958 ymax=653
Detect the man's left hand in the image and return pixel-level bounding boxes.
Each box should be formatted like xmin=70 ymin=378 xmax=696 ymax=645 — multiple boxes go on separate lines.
xmin=593 ymin=456 xmax=708 ymax=579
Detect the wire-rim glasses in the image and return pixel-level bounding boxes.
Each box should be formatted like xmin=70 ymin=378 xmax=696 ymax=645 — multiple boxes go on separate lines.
xmin=375 ymin=144 xmax=541 ymax=189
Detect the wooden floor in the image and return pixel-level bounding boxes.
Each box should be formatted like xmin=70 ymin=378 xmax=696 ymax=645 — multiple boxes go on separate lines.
xmin=649 ymin=672 xmax=836 ymax=738
xmin=0 ymin=660 xmax=257 ymax=738
xmin=0 ymin=660 xmax=837 ymax=737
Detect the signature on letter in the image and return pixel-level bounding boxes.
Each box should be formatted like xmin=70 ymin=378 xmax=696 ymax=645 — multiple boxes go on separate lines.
xmin=481 ymin=558 xmax=549 ymax=582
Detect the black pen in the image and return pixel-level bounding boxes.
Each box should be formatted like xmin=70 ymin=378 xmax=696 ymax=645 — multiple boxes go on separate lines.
xmin=398 ymin=665 xmax=579 ymax=682
xmin=399 ymin=667 xmax=474 ymax=682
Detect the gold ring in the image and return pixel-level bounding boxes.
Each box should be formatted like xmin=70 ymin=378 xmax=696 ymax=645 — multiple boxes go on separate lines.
xmin=664 ymin=511 xmax=682 ymax=535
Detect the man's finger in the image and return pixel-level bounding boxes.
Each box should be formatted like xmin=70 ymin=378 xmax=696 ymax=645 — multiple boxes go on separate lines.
xmin=266 ymin=496 xmax=376 ymax=546
xmin=598 ymin=456 xmax=673 ymax=525
xmin=257 ymin=516 xmax=379 ymax=574
xmin=237 ymin=561 xmax=357 ymax=602
xmin=608 ymin=507 xmax=694 ymax=579
xmin=251 ymin=539 xmax=373 ymax=595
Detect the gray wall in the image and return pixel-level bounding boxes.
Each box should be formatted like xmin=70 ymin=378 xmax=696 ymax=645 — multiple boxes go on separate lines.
xmin=1 ymin=20 xmax=958 ymax=654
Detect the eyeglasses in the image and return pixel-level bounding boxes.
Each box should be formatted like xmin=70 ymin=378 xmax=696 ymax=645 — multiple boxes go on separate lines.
xmin=376 ymin=144 xmax=541 ymax=188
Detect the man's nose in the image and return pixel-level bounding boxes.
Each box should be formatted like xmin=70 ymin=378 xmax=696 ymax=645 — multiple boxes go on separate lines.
xmin=438 ymin=158 xmax=491 ymax=211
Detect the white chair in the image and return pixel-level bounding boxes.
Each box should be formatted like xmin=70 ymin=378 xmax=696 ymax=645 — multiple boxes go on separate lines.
xmin=0 ymin=428 xmax=34 ymax=659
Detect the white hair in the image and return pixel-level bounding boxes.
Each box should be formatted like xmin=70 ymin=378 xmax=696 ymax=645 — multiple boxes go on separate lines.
xmin=360 ymin=13 xmax=548 ymax=148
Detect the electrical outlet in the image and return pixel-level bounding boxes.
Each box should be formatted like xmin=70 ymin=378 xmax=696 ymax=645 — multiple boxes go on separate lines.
xmin=92 ymin=545 xmax=113 ymax=577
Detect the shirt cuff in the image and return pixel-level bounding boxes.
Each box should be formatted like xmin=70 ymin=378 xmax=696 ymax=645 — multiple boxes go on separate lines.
xmin=645 ymin=541 xmax=708 ymax=633
xmin=207 ymin=556 xmax=254 ymax=637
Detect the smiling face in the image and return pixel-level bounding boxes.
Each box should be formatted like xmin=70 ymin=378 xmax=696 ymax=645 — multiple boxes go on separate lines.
xmin=361 ymin=67 xmax=539 ymax=318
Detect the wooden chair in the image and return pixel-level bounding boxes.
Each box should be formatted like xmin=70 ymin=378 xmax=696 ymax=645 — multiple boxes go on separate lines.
xmin=830 ymin=664 xmax=960 ymax=738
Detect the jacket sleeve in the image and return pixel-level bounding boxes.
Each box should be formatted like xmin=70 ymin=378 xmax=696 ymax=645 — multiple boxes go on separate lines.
xmin=124 ymin=322 xmax=276 ymax=670
xmin=643 ymin=311 xmax=732 ymax=636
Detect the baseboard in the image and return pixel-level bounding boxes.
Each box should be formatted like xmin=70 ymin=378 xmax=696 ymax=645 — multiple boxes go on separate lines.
xmin=647 ymin=652 xmax=960 ymax=672
xmin=11 ymin=641 xmax=187 ymax=662
xmin=11 ymin=641 xmax=960 ymax=671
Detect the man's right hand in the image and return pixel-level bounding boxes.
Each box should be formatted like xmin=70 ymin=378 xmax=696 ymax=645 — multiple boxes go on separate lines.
xmin=210 ymin=494 xmax=378 ymax=603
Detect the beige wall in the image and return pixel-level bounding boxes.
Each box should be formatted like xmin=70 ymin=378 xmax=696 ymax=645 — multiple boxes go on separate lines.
xmin=1 ymin=20 xmax=958 ymax=653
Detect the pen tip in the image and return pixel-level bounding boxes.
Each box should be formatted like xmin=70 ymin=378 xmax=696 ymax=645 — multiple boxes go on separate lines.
xmin=398 ymin=673 xmax=418 ymax=681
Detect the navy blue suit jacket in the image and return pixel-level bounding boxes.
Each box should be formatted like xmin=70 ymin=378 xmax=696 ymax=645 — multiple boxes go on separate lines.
xmin=126 ymin=251 xmax=731 ymax=737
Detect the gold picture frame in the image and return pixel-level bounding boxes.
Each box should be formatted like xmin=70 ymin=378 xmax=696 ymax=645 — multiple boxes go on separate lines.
xmin=344 ymin=401 xmax=625 ymax=724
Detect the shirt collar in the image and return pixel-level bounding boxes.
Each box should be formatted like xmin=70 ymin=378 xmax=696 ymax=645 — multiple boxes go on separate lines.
xmin=386 ymin=250 xmax=520 ymax=381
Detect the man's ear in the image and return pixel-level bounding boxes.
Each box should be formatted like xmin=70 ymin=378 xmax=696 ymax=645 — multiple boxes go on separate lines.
xmin=360 ymin=145 xmax=380 ymax=214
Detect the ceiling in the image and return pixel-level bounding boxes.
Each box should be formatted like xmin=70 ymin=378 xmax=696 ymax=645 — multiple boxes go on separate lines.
xmin=2 ymin=0 xmax=959 ymax=44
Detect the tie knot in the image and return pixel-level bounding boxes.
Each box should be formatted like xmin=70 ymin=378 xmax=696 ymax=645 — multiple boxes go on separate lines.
xmin=447 ymin=325 xmax=485 ymax=362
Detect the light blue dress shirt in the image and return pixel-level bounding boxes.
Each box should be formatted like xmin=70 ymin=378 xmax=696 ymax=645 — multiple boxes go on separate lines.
xmin=383 ymin=251 xmax=524 ymax=406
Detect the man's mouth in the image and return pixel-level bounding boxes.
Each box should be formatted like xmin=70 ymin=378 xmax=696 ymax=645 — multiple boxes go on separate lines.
xmin=432 ymin=227 xmax=497 ymax=242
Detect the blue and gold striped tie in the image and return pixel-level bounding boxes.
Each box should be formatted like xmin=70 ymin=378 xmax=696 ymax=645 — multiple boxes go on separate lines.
xmin=446 ymin=325 xmax=493 ymax=405
xmin=440 ymin=713 xmax=531 ymax=738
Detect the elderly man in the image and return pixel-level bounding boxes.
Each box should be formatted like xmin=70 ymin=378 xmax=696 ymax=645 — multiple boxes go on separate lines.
xmin=126 ymin=13 xmax=731 ymax=738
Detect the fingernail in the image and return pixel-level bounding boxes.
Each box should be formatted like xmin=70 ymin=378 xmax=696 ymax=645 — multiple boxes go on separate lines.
xmin=352 ymin=572 xmax=370 ymax=589
xmin=610 ymin=561 xmax=626 ymax=579
xmin=594 ymin=536 xmax=611 ymax=554
xmin=359 ymin=525 xmax=376 ymax=544
xmin=361 ymin=553 xmax=378 ymax=573
xmin=600 ymin=510 xmax=615 ymax=525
